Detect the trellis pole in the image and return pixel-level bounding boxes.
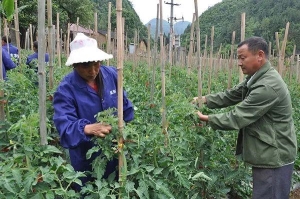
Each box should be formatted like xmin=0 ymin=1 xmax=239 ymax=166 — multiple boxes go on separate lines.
xmin=47 ymin=0 xmax=54 ymax=89
xmin=116 ymin=0 xmax=125 ymax=197
xmin=159 ymin=0 xmax=168 ymax=147
xmin=208 ymin=26 xmax=214 ymax=94
xmin=56 ymin=13 xmax=61 ymax=68
xmin=187 ymin=13 xmax=195 ymax=76
xmin=239 ymin=12 xmax=245 ymax=82
xmin=227 ymin=31 xmax=236 ymax=89
xmin=0 ymin=18 xmax=5 ymax=122
xmin=147 ymin=23 xmax=151 ymax=70
xmin=194 ymin=0 xmax=202 ymax=108
xmin=150 ymin=3 xmax=160 ymax=103
xmin=38 ymin=0 xmax=47 ymax=145
xmin=14 ymin=0 xmax=21 ymax=65
xmin=107 ymin=2 xmax=112 ymax=65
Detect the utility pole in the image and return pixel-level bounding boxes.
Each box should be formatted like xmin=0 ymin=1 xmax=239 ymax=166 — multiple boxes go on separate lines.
xmin=164 ymin=0 xmax=181 ymax=64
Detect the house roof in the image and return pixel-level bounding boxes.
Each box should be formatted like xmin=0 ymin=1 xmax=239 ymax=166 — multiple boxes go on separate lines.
xmin=69 ymin=24 xmax=95 ymax=34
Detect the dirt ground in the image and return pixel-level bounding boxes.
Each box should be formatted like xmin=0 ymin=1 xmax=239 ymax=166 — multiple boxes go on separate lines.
xmin=290 ymin=187 xmax=300 ymax=199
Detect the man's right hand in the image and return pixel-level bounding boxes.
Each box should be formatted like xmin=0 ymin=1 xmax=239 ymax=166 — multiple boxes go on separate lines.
xmin=84 ymin=123 xmax=112 ymax=138
xmin=192 ymin=96 xmax=206 ymax=104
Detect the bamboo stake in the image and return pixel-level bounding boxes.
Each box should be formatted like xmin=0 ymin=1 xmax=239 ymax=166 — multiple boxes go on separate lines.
xmin=289 ymin=45 xmax=296 ymax=82
xmin=277 ymin=22 xmax=290 ymax=77
xmin=208 ymin=26 xmax=214 ymax=94
xmin=202 ymin=35 xmax=208 ymax=83
xmin=159 ymin=0 xmax=168 ymax=147
xmin=147 ymin=23 xmax=151 ymax=69
xmin=239 ymin=12 xmax=245 ymax=82
xmin=0 ymin=17 xmax=5 ymax=122
xmin=216 ymin=43 xmax=222 ymax=74
xmin=29 ymin=24 xmax=34 ymax=51
xmin=38 ymin=0 xmax=47 ymax=145
xmin=194 ymin=0 xmax=202 ymax=108
xmin=227 ymin=31 xmax=236 ymax=89
xmin=14 ymin=0 xmax=21 ymax=66
xmin=67 ymin=23 xmax=70 ymax=57
xmin=47 ymin=0 xmax=54 ymax=89
xmin=56 ymin=13 xmax=61 ymax=67
xmin=296 ymin=55 xmax=299 ymax=83
xmin=187 ymin=13 xmax=196 ymax=75
xmin=150 ymin=3 xmax=160 ymax=103
xmin=116 ymin=0 xmax=125 ymax=196
xmin=107 ymin=2 xmax=112 ymax=63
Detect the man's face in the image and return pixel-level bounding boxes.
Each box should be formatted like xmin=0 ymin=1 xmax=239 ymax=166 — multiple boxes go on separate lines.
xmin=237 ymin=44 xmax=262 ymax=75
xmin=74 ymin=61 xmax=100 ymax=83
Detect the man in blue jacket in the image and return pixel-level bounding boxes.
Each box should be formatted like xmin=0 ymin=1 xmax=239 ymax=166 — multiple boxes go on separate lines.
xmin=53 ymin=33 xmax=134 ymax=191
xmin=2 ymin=36 xmax=19 ymax=65
xmin=1 ymin=47 xmax=16 ymax=80
xmin=26 ymin=41 xmax=49 ymax=71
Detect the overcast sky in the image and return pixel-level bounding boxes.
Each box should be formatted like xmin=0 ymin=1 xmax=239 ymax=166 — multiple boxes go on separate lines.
xmin=129 ymin=0 xmax=223 ymax=24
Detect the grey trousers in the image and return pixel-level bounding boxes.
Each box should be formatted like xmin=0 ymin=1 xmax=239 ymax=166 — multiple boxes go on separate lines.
xmin=252 ymin=163 xmax=294 ymax=199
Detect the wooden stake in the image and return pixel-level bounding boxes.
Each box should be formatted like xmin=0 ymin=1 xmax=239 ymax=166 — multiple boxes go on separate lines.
xmin=187 ymin=13 xmax=196 ymax=75
xmin=116 ymin=0 xmax=125 ymax=196
xmin=56 ymin=13 xmax=61 ymax=67
xmin=107 ymin=2 xmax=112 ymax=65
xmin=38 ymin=0 xmax=48 ymax=145
xmin=239 ymin=12 xmax=246 ymax=82
xmin=208 ymin=26 xmax=214 ymax=94
xmin=47 ymin=0 xmax=54 ymax=89
xmin=228 ymin=31 xmax=236 ymax=89
xmin=194 ymin=0 xmax=203 ymax=108
xmin=14 ymin=0 xmax=21 ymax=66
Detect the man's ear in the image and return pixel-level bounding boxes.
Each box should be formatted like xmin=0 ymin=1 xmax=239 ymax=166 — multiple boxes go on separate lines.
xmin=257 ymin=50 xmax=265 ymax=61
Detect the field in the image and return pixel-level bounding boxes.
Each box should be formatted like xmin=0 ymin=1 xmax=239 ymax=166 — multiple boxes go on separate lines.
xmin=0 ymin=49 xmax=299 ymax=199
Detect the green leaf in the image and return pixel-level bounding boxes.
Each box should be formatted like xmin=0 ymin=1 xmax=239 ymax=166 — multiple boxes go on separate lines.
xmin=153 ymin=168 xmax=163 ymax=175
xmin=4 ymin=178 xmax=15 ymax=193
xmin=45 ymin=191 xmax=55 ymax=199
xmin=11 ymin=169 xmax=22 ymax=185
xmin=191 ymin=172 xmax=212 ymax=181
xmin=43 ymin=145 xmax=62 ymax=154
xmin=2 ymin=0 xmax=14 ymax=20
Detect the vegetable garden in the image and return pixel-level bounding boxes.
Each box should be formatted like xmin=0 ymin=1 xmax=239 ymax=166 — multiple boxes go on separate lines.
xmin=0 ymin=0 xmax=299 ymax=198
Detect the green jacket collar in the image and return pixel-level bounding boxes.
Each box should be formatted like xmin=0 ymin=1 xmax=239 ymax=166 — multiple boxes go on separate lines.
xmin=245 ymin=61 xmax=271 ymax=88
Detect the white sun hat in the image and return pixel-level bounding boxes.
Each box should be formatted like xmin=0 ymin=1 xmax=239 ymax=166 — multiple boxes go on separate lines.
xmin=65 ymin=33 xmax=113 ymax=66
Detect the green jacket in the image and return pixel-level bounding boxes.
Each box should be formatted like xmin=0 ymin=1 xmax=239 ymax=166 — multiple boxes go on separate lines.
xmin=207 ymin=61 xmax=297 ymax=168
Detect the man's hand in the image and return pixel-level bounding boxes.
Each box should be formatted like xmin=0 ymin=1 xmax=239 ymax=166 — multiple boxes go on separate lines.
xmin=197 ymin=111 xmax=209 ymax=122
xmin=84 ymin=123 xmax=112 ymax=138
xmin=192 ymin=96 xmax=207 ymax=104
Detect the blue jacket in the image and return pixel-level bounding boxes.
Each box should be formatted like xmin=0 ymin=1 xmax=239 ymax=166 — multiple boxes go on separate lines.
xmin=2 ymin=44 xmax=19 ymax=64
xmin=1 ymin=49 xmax=16 ymax=79
xmin=26 ymin=52 xmax=50 ymax=67
xmin=53 ymin=66 xmax=134 ymax=173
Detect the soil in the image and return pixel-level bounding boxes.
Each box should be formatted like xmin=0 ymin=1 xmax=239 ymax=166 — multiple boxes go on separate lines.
xmin=290 ymin=187 xmax=300 ymax=199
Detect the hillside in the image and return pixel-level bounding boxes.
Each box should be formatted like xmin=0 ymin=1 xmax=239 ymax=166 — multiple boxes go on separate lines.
xmin=181 ymin=0 xmax=300 ymax=56
xmin=146 ymin=18 xmax=191 ymax=38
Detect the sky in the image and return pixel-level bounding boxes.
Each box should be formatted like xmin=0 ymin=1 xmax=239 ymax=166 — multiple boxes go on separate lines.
xmin=129 ymin=0 xmax=223 ymax=24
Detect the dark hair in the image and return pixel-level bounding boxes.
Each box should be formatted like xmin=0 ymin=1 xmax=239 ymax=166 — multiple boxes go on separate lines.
xmin=2 ymin=35 xmax=11 ymax=43
xmin=237 ymin=36 xmax=268 ymax=58
xmin=33 ymin=41 xmax=38 ymax=49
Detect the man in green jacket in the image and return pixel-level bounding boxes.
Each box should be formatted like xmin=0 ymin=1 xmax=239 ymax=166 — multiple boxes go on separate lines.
xmin=195 ymin=36 xmax=297 ymax=199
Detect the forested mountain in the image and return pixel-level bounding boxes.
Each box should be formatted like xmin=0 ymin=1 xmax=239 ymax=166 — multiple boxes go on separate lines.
xmin=146 ymin=18 xmax=191 ymax=38
xmin=16 ymin=0 xmax=147 ymax=47
xmin=11 ymin=0 xmax=300 ymax=54
xmin=181 ymin=0 xmax=300 ymax=56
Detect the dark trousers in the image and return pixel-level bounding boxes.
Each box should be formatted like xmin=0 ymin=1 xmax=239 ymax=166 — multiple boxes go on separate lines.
xmin=252 ymin=163 xmax=294 ymax=199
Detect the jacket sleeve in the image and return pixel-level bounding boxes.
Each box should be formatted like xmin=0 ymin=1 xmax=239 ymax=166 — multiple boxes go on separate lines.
xmin=2 ymin=50 xmax=16 ymax=70
xmin=206 ymin=80 xmax=247 ymax=109
xmin=208 ymin=84 xmax=278 ymax=130
xmin=53 ymin=86 xmax=92 ymax=148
